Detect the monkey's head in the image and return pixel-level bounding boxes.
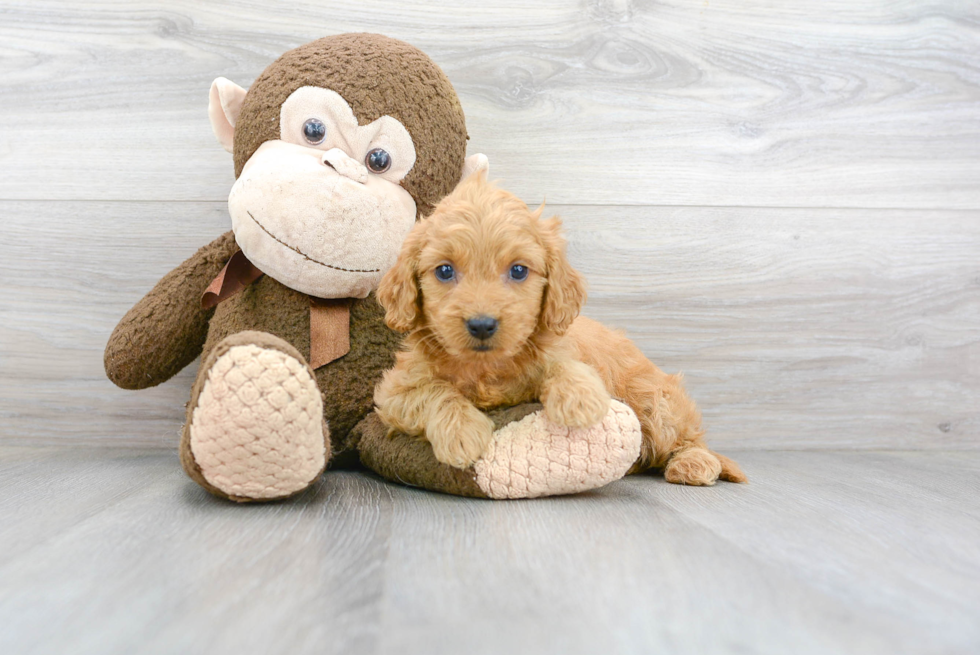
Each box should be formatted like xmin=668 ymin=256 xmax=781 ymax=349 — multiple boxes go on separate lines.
xmin=208 ymin=33 xmax=486 ymax=299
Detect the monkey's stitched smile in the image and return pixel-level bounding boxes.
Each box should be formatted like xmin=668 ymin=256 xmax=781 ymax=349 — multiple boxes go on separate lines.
xmin=246 ymin=211 xmax=380 ymax=273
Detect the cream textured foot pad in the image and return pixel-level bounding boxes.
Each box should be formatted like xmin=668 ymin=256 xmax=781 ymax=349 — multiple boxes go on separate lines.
xmin=190 ymin=344 xmax=326 ymax=499
xmin=473 ymin=400 xmax=641 ymax=499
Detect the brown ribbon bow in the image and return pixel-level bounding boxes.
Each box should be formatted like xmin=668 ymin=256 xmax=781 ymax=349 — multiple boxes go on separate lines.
xmin=201 ymin=250 xmax=351 ymax=369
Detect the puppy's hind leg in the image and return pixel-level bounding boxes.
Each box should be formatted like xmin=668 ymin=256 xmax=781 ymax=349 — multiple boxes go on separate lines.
xmin=663 ymin=447 xmax=722 ymax=486
xmin=710 ymin=450 xmax=748 ymax=483
xmin=614 ymin=354 xmax=746 ymax=485
xmin=662 ymin=446 xmax=747 ymax=486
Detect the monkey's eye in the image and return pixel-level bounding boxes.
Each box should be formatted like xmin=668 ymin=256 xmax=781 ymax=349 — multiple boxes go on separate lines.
xmin=509 ymin=264 xmax=529 ymax=281
xmin=303 ymin=119 xmax=327 ymax=145
xmin=366 ymin=148 xmax=392 ymax=173
xmin=434 ymin=264 xmax=455 ymax=282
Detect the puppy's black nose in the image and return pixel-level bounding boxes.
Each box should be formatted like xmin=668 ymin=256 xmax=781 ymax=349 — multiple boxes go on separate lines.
xmin=466 ymin=316 xmax=498 ymax=340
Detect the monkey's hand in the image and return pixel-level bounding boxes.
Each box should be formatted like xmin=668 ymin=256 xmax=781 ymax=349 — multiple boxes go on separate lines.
xmin=104 ymin=231 xmax=238 ymax=390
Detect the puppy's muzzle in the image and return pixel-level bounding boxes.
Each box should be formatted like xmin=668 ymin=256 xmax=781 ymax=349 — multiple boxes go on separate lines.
xmin=466 ymin=315 xmax=498 ymax=341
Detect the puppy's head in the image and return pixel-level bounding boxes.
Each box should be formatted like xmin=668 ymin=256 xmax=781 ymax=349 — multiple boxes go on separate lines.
xmin=377 ymin=174 xmax=587 ymax=359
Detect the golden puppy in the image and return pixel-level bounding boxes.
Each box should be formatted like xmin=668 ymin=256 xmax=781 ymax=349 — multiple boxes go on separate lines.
xmin=374 ymin=175 xmax=746 ymax=486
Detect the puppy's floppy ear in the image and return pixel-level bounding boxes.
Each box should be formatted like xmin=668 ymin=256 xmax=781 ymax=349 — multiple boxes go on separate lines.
xmin=377 ymin=222 xmax=426 ymax=333
xmin=539 ymin=215 xmax=587 ymax=335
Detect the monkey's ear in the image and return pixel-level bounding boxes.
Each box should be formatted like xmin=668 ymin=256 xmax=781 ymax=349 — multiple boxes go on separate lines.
xmin=460 ymin=153 xmax=489 ymax=182
xmin=208 ymin=77 xmax=248 ymax=154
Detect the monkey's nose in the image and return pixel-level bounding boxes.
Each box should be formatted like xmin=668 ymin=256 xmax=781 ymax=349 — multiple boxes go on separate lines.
xmin=321 ymin=148 xmax=368 ymax=184
xmin=466 ymin=316 xmax=499 ymax=340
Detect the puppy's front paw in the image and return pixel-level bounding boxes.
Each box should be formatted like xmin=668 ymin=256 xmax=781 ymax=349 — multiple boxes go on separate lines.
xmin=543 ymin=373 xmax=611 ymax=428
xmin=426 ymin=403 xmax=495 ymax=469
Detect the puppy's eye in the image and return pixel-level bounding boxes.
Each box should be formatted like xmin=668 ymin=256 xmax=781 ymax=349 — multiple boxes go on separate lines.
xmin=434 ymin=264 xmax=455 ymax=282
xmin=509 ymin=264 xmax=529 ymax=281
xmin=303 ymin=118 xmax=327 ymax=145
xmin=366 ymin=148 xmax=392 ymax=173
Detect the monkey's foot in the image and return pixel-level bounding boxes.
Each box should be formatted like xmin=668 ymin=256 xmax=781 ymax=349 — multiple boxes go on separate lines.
xmin=473 ymin=400 xmax=641 ymax=499
xmin=181 ymin=332 xmax=329 ymax=502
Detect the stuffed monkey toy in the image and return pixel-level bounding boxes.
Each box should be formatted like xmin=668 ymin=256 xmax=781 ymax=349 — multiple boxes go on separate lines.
xmin=104 ymin=33 xmax=643 ymax=502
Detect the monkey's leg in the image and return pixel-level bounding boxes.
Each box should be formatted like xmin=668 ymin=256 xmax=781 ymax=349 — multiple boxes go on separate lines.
xmin=356 ymin=400 xmax=642 ymax=499
xmin=180 ymin=331 xmax=330 ymax=502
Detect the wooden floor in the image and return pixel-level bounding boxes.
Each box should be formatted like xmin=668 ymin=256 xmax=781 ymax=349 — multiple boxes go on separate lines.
xmin=0 ymin=448 xmax=978 ymax=655
xmin=2 ymin=2 xmax=979 ymax=654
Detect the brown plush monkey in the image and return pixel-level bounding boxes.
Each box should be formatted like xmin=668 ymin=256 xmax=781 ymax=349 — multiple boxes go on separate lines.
xmin=104 ymin=33 xmax=642 ymax=501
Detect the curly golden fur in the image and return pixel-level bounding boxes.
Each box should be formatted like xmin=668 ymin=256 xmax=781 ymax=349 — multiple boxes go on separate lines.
xmin=374 ymin=175 xmax=746 ymax=485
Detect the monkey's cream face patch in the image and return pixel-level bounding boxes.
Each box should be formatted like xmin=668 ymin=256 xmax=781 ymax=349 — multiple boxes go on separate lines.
xmin=230 ymin=141 xmax=416 ymax=298
xmin=279 ymin=87 xmax=417 ymax=184
xmin=227 ymin=87 xmax=418 ymax=299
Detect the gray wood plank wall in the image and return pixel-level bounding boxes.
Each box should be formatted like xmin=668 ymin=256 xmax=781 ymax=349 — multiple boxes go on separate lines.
xmin=1 ymin=0 xmax=978 ymax=449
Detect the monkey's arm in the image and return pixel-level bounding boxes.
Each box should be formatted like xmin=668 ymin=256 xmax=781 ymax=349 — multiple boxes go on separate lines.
xmin=104 ymin=231 xmax=239 ymax=390
xmin=357 ymin=400 xmax=643 ymax=499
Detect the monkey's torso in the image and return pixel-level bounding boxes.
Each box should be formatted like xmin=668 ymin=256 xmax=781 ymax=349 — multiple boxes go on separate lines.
xmin=202 ymin=254 xmax=403 ymax=461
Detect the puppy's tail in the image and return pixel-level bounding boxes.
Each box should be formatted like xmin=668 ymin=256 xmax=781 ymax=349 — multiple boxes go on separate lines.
xmin=711 ymin=450 xmax=748 ymax=483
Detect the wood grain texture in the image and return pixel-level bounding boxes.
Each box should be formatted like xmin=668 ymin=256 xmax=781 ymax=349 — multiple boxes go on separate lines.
xmin=2 ymin=7 xmax=977 ymax=654
xmin=0 ymin=447 xmax=977 ymax=655
xmin=1 ymin=200 xmax=976 ymax=449
xmin=0 ymin=1 xmax=978 ymax=207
